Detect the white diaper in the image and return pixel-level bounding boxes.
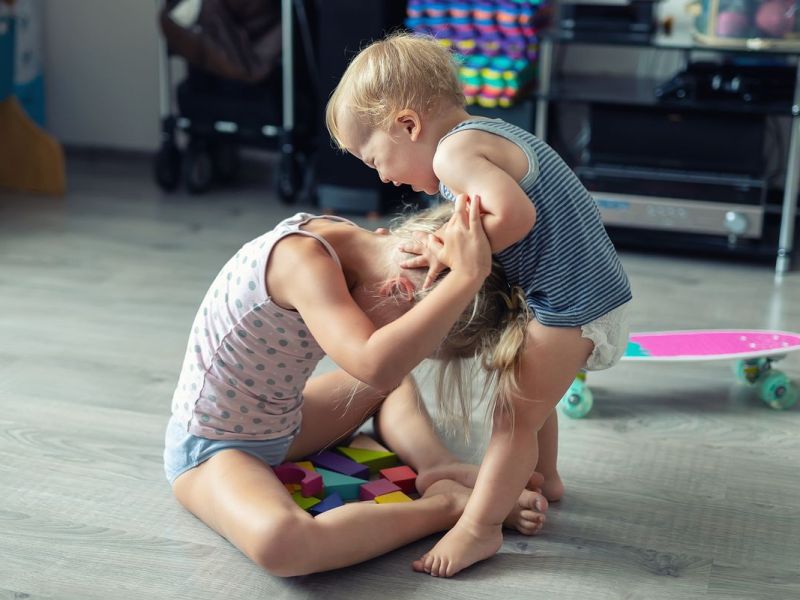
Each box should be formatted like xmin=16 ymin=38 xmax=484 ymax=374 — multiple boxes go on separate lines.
xmin=580 ymin=301 xmax=631 ymax=371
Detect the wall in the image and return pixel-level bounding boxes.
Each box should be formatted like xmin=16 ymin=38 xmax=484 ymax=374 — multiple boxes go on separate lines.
xmin=42 ymin=0 xmax=162 ymax=151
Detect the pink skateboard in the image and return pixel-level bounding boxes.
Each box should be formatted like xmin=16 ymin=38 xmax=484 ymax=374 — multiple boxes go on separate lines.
xmin=560 ymin=330 xmax=800 ymax=418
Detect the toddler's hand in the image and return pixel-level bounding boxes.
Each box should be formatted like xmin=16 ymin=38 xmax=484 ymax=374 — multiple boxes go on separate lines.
xmin=399 ymin=227 xmax=449 ymax=290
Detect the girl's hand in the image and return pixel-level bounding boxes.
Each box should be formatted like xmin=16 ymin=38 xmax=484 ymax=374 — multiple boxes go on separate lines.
xmin=401 ymin=194 xmax=491 ymax=289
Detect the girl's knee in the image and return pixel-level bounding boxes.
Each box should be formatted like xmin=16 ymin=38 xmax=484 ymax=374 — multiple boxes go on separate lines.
xmin=247 ymin=513 xmax=316 ymax=577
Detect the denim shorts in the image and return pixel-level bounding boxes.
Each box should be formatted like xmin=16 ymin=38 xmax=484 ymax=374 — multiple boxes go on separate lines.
xmin=163 ymin=415 xmax=299 ymax=485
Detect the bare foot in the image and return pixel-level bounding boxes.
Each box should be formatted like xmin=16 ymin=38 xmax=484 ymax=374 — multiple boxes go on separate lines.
xmin=420 ymin=478 xmax=471 ymax=518
xmin=412 ymin=518 xmax=503 ymax=577
xmin=539 ymin=475 xmax=564 ymax=503
xmin=416 ymin=462 xmax=549 ymax=530
xmin=504 ymin=488 xmax=547 ymax=535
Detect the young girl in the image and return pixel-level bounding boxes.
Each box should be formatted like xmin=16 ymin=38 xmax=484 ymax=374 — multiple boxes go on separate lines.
xmin=164 ymin=199 xmax=549 ymax=577
xmin=326 ymin=32 xmax=632 ymax=577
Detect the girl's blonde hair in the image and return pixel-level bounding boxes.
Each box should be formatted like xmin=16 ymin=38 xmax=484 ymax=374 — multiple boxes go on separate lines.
xmin=326 ymin=32 xmax=465 ymax=149
xmin=390 ymin=203 xmax=531 ymax=437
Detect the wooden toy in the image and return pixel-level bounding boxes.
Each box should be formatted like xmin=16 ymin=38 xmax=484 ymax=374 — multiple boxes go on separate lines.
xmin=309 ymin=493 xmax=344 ymax=516
xmin=347 ymin=433 xmax=390 ymax=453
xmin=291 ymin=491 xmax=321 ymax=511
xmin=336 ymin=446 xmax=399 ymax=473
xmin=359 ymin=478 xmax=401 ymax=501
xmin=374 ymin=491 xmax=413 ymax=504
xmin=310 ymin=450 xmax=369 ymax=479
xmin=272 ymin=463 xmax=323 ymax=497
xmin=379 ymin=465 xmax=417 ymax=494
xmin=315 ymin=468 xmax=366 ymax=501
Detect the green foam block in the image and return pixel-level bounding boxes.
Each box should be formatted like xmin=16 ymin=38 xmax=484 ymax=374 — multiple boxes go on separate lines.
xmin=336 ymin=446 xmax=399 ymax=473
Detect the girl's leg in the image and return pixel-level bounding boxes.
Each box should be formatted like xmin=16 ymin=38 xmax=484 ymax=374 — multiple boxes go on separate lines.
xmin=413 ymin=321 xmax=593 ymax=577
xmin=172 ymin=369 xmax=471 ymax=576
xmin=173 ymin=449 xmax=470 ymax=576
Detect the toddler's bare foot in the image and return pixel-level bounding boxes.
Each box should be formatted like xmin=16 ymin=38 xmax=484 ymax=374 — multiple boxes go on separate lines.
xmin=539 ymin=474 xmax=564 ymax=503
xmin=412 ymin=518 xmax=503 ymax=578
xmin=504 ymin=488 xmax=547 ymax=535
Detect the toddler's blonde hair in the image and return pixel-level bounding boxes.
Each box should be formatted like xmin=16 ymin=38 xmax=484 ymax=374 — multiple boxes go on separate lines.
xmin=389 ymin=203 xmax=531 ymax=437
xmin=326 ymin=32 xmax=465 ymax=149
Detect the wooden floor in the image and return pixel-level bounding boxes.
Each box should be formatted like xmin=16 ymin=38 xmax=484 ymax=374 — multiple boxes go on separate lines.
xmin=2 ymin=152 xmax=799 ymax=599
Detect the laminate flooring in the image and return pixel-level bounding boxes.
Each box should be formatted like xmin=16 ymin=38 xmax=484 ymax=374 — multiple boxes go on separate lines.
xmin=1 ymin=152 xmax=799 ymax=599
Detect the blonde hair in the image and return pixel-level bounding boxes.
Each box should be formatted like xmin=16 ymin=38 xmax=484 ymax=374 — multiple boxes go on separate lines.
xmin=326 ymin=32 xmax=465 ymax=149
xmin=389 ymin=203 xmax=531 ymax=438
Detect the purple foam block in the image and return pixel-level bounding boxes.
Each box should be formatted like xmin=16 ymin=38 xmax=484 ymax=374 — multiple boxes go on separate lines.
xmin=359 ymin=478 xmax=402 ymax=501
xmin=310 ymin=450 xmax=369 ymax=479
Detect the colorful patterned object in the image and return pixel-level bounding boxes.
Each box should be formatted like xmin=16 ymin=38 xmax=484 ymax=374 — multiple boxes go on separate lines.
xmin=406 ymin=0 xmax=550 ymax=106
xmin=623 ymin=330 xmax=800 ymax=362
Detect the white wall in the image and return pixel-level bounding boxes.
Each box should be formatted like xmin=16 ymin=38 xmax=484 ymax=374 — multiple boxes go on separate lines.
xmin=42 ymin=0 xmax=162 ymax=151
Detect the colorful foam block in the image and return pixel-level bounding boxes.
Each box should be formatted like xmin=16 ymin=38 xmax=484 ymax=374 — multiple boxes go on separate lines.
xmin=315 ymin=467 xmax=366 ymax=501
xmin=309 ymin=492 xmax=344 ymax=516
xmin=336 ymin=446 xmax=399 ymax=473
xmin=291 ymin=491 xmax=321 ymax=511
xmin=359 ymin=478 xmax=402 ymax=501
xmin=294 ymin=460 xmax=315 ymax=472
xmin=374 ymin=491 xmax=413 ymax=504
xmin=347 ymin=433 xmax=390 ymax=453
xmin=273 ymin=463 xmax=323 ymax=497
xmin=310 ymin=450 xmax=369 ymax=480
xmin=284 ymin=483 xmax=300 ymax=493
xmin=379 ymin=465 xmax=417 ymax=494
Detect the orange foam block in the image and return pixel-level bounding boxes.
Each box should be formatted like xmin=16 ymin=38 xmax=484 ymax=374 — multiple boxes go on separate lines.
xmin=379 ymin=465 xmax=417 ymax=494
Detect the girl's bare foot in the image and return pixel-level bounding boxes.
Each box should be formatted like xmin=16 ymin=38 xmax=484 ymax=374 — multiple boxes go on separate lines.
xmin=420 ymin=478 xmax=472 ymax=518
xmin=416 ymin=462 xmax=549 ymax=531
xmin=412 ymin=517 xmax=503 ymax=578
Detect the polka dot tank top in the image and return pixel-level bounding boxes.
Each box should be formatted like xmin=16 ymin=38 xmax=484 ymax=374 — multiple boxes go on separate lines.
xmin=171 ymin=213 xmax=356 ymax=440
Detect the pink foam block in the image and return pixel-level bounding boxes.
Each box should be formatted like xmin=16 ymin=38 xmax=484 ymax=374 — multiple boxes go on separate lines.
xmin=359 ymin=478 xmax=401 ymax=501
xmin=379 ymin=465 xmax=417 ymax=494
xmin=310 ymin=450 xmax=369 ymax=479
xmin=273 ymin=463 xmax=323 ymax=497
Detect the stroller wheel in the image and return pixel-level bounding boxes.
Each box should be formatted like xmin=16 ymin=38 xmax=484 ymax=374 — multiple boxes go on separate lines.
xmin=154 ymin=142 xmax=181 ymax=192
xmin=277 ymin=151 xmax=299 ymax=204
xmin=184 ymin=144 xmax=214 ymax=194
xmin=212 ymin=142 xmax=241 ymax=183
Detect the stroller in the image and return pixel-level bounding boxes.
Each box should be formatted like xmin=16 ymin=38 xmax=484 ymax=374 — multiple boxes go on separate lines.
xmin=154 ymin=0 xmax=318 ymax=200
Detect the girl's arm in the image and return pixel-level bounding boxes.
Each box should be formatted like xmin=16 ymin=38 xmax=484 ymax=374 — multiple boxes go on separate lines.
xmin=433 ymin=132 xmax=536 ymax=254
xmin=284 ymin=196 xmax=490 ymax=392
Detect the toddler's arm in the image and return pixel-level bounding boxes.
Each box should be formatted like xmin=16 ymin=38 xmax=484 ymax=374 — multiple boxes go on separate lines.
xmin=433 ymin=132 xmax=536 ymax=253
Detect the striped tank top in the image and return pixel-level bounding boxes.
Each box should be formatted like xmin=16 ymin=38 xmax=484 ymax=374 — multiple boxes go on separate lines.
xmin=438 ymin=118 xmax=631 ymax=327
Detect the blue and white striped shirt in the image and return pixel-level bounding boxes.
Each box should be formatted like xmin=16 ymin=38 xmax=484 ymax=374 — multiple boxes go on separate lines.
xmin=439 ymin=118 xmax=632 ymax=327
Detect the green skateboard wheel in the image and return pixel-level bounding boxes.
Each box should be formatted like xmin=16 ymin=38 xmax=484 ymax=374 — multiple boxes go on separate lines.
xmin=559 ymin=379 xmax=594 ymax=418
xmin=758 ymin=370 xmax=798 ymax=410
xmin=734 ymin=358 xmax=768 ymax=384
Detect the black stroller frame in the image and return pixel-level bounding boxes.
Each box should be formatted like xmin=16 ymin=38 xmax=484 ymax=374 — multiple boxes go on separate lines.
xmin=154 ymin=0 xmax=316 ymax=201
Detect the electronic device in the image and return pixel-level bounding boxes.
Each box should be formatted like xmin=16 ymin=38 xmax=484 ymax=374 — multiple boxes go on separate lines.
xmin=654 ymin=61 xmax=797 ymax=105
xmin=558 ymin=0 xmax=659 ymax=38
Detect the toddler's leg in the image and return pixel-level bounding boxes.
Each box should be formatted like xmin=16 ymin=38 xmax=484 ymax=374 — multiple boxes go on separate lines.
xmin=534 ymin=410 xmax=564 ymax=502
xmin=374 ymin=376 xmax=548 ymax=535
xmin=413 ymin=321 xmax=593 ymax=577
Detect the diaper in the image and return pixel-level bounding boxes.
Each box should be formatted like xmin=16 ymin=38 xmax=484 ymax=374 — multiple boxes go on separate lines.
xmin=580 ymin=302 xmax=631 ymax=371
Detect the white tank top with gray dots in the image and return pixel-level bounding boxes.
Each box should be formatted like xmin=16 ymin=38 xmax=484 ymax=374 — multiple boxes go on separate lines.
xmin=171 ymin=212 xmax=356 ymax=440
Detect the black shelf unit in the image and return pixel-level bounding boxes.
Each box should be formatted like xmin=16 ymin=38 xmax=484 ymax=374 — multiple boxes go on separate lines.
xmin=534 ymin=28 xmax=800 ymax=277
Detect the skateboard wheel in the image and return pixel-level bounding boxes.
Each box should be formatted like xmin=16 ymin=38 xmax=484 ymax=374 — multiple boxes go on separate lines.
xmin=758 ymin=371 xmax=798 ymax=410
xmin=559 ymin=379 xmax=594 ymax=418
xmin=734 ymin=358 xmax=768 ymax=384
